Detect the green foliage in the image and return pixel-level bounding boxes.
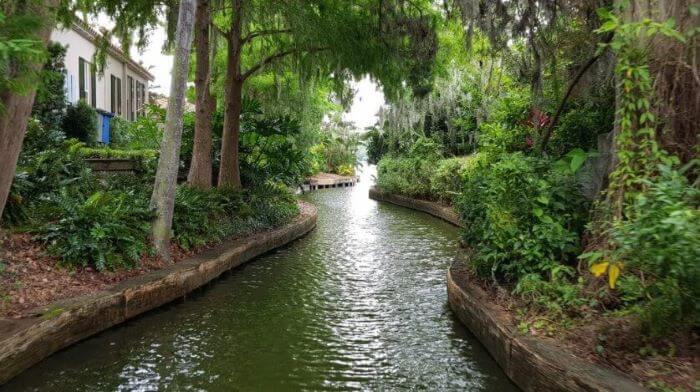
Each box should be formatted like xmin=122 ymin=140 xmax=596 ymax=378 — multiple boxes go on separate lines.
xmin=67 ymin=140 xmax=158 ymax=173
xmin=61 ymin=101 xmax=98 ymax=144
xmin=364 ymin=127 xmax=388 ymax=164
xmin=110 ymin=104 xmax=165 ymax=150
xmin=547 ymin=101 xmax=614 ymax=158
xmin=310 ymin=131 xmax=360 ymax=176
xmin=240 ymin=115 xmax=314 ymax=185
xmin=376 ymin=138 xmax=444 ymax=199
xmin=31 ymin=42 xmax=67 ymax=130
xmin=430 ymin=156 xmax=472 ymax=204
xmin=608 ymin=165 xmax=700 ymax=336
xmin=514 ymin=269 xmax=586 ymax=316
xmin=0 ymin=8 xmax=45 ymax=104
xmin=42 ymin=190 xmax=153 ymax=271
xmin=172 ymin=182 xmax=299 ymax=250
xmin=455 ymin=152 xmax=588 ymax=282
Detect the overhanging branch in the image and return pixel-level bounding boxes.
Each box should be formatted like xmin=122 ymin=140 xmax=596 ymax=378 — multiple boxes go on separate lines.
xmin=241 ymin=46 xmax=329 ymax=80
xmin=242 ymin=28 xmax=293 ymax=44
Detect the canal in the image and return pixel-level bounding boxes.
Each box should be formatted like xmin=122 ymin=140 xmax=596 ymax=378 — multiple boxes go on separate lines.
xmin=4 ymin=166 xmax=516 ymax=391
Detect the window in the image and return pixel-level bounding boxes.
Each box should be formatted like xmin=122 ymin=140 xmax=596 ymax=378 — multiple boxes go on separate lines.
xmin=135 ymin=81 xmax=146 ymax=117
xmin=110 ymin=75 xmax=122 ymax=115
xmin=78 ymin=57 xmax=96 ymax=107
xmin=128 ymin=76 xmax=134 ymax=120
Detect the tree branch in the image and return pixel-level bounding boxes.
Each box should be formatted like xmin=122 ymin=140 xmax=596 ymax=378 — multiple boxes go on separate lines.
xmin=211 ymin=22 xmax=229 ymax=40
xmin=241 ymin=46 xmax=328 ymax=80
xmin=242 ymin=28 xmax=293 ymax=44
xmin=537 ymin=32 xmax=614 ymax=154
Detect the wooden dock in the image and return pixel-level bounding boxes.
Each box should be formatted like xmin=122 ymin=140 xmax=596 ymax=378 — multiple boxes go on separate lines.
xmin=306 ymin=173 xmax=359 ymax=190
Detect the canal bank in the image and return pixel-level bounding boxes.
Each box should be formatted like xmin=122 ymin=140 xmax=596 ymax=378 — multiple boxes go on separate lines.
xmin=369 ymin=187 xmax=648 ymax=392
xmin=3 ymin=166 xmax=516 ymax=391
xmin=0 ymin=202 xmax=317 ymax=385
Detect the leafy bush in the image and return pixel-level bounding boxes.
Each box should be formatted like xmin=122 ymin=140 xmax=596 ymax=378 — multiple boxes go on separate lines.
xmin=42 ymin=190 xmax=153 ymax=271
xmin=172 ymin=186 xmax=242 ymax=250
xmin=430 ymin=157 xmax=470 ymax=203
xmin=607 ymin=165 xmax=700 ymax=336
xmin=376 ymin=156 xmax=437 ymax=199
xmin=172 ymin=182 xmax=299 ymax=250
xmin=18 ymin=118 xmax=65 ymax=165
xmin=61 ymin=101 xmax=98 ymax=144
xmin=547 ymin=102 xmax=614 ymax=158
xmin=364 ymin=127 xmax=388 ymax=164
xmin=455 ymin=152 xmax=588 ymax=282
xmin=312 ymin=133 xmax=360 ymax=176
xmin=240 ymin=116 xmax=313 ymax=185
xmin=110 ymin=104 xmax=164 ymax=150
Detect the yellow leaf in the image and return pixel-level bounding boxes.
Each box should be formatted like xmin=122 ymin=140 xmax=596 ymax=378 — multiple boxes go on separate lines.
xmin=608 ymin=264 xmax=621 ymax=289
xmin=590 ymin=262 xmax=609 ymax=277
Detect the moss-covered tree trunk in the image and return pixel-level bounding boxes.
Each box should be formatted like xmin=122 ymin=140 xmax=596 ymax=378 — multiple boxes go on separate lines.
xmin=187 ymin=0 xmax=216 ymax=189
xmin=0 ymin=0 xmax=59 ymax=223
xmin=150 ymin=0 xmax=196 ymax=260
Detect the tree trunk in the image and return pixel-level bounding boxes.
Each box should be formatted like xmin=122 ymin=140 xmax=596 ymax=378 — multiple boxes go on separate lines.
xmin=150 ymin=0 xmax=196 ymax=260
xmin=217 ymin=0 xmax=244 ymax=189
xmin=187 ymin=0 xmax=215 ymax=189
xmin=218 ymin=74 xmax=243 ymax=188
xmin=0 ymin=0 xmax=59 ymax=223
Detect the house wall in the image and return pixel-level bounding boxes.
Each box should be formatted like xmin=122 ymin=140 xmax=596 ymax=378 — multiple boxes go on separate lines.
xmin=50 ymin=26 xmax=151 ymax=121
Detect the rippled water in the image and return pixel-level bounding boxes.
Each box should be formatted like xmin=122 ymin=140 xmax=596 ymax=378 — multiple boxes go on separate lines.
xmin=5 ymin=166 xmax=516 ymax=391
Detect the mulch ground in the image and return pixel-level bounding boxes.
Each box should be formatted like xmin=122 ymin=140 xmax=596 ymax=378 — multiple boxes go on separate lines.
xmin=450 ymin=259 xmax=699 ymax=391
xmin=0 ymin=233 xmax=196 ymax=318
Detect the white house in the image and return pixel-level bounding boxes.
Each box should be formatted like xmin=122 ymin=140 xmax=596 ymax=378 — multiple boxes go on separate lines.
xmin=50 ymin=20 xmax=155 ymax=142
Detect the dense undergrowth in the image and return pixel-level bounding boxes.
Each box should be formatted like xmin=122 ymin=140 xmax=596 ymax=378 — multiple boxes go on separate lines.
xmin=4 ymin=118 xmax=300 ymax=272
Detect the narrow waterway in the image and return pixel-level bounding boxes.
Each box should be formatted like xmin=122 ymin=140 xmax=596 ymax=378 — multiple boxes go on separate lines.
xmin=5 ymin=166 xmax=516 ymax=391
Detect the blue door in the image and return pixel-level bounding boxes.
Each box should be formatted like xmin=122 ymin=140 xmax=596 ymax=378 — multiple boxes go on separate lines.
xmin=100 ymin=113 xmax=114 ymax=144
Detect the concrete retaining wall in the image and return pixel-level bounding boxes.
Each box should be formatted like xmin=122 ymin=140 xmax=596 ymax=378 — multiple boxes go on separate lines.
xmin=368 ymin=187 xmax=462 ymax=227
xmin=0 ymin=202 xmax=317 ymax=385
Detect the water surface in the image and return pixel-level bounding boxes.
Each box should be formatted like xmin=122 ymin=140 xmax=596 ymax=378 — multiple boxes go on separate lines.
xmin=5 ymin=166 xmax=516 ymax=391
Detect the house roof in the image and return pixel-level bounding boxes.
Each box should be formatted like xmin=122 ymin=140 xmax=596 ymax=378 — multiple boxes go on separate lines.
xmin=71 ymin=18 xmax=155 ymax=82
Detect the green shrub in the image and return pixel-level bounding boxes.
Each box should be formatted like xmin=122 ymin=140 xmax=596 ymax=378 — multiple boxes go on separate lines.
xmin=172 ymin=186 xmax=242 ymax=250
xmin=455 ymin=152 xmax=588 ymax=282
xmin=61 ymin=101 xmax=98 ymax=144
xmin=172 ymin=182 xmax=299 ymax=250
xmin=1 ymin=171 xmax=32 ymax=226
xmin=376 ymin=155 xmax=437 ymax=199
xmin=430 ymin=156 xmax=471 ymax=203
xmin=42 ymin=190 xmax=153 ymax=271
xmin=365 ymin=127 xmax=388 ymax=164
xmin=478 ymin=122 xmax=533 ymax=154
xmin=109 ymin=104 xmax=164 ymax=150
xmin=608 ymin=165 xmax=700 ymax=336
xmin=547 ymin=102 xmax=614 ymax=158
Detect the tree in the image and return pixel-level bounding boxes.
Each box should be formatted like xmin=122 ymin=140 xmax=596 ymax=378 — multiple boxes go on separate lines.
xmin=214 ymin=0 xmax=440 ymax=188
xmin=0 ymin=0 xmax=61 ymax=224
xmin=150 ymin=0 xmax=196 ymax=260
xmin=187 ymin=0 xmax=217 ymax=189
